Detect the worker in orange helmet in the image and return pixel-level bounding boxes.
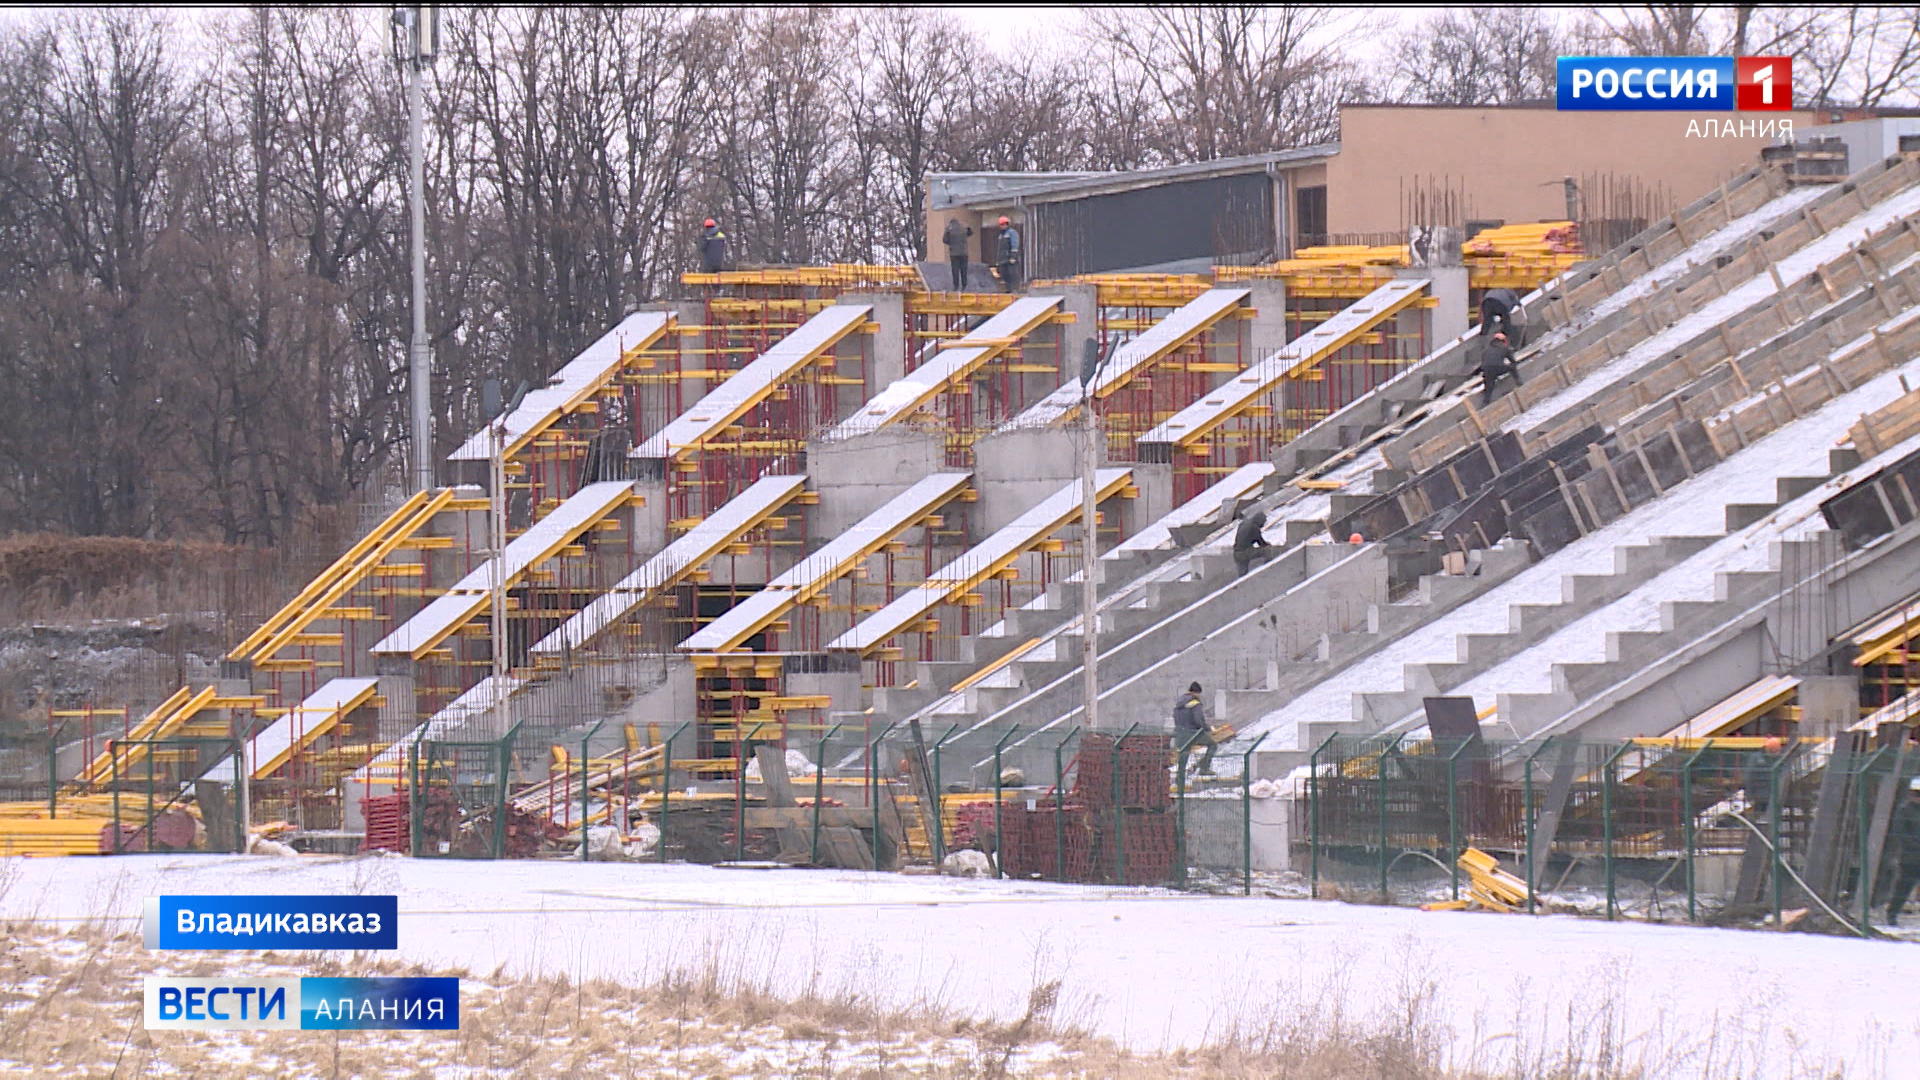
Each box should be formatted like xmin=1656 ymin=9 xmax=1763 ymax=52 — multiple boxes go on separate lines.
xmin=994 ymin=215 xmax=1022 ymax=293
xmin=699 ymin=217 xmax=728 ymax=273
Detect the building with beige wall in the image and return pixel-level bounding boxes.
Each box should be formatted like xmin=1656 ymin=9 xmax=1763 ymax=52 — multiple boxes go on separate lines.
xmin=928 ymin=103 xmax=1817 ymax=280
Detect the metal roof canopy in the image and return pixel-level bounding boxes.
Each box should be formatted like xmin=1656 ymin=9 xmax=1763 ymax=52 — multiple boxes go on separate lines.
xmin=369 ymin=480 xmax=636 ymax=659
xmin=827 ymin=468 xmax=1133 ymax=656
xmin=928 ymin=145 xmax=1338 ymax=211
xmin=450 ymin=312 xmax=672 ymax=462
xmin=632 ymin=304 xmax=873 ymax=460
xmin=1139 ymin=277 xmax=1430 ymax=451
xmin=680 ymin=472 xmax=974 ymax=653
xmin=825 ymin=295 xmax=1065 ymax=439
xmin=1004 ymin=287 xmax=1252 ymax=430
xmin=533 ymin=474 xmax=810 ymax=659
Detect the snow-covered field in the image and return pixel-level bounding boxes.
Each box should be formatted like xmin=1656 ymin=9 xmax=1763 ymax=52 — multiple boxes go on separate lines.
xmin=3 ymin=854 xmax=1916 ymax=1078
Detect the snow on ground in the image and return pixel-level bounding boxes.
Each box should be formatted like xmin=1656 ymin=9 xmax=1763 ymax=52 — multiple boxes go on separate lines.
xmin=4 ymin=856 xmax=1916 ymax=1078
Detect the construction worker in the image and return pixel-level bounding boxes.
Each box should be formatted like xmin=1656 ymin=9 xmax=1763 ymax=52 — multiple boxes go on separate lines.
xmin=943 ymin=217 xmax=973 ymax=291
xmin=995 ymin=215 xmax=1021 ymax=293
xmin=1173 ymin=682 xmax=1216 ymax=775
xmin=1884 ymin=779 xmax=1920 ymax=924
xmin=1479 ymin=286 xmax=1521 ymax=341
xmin=1476 ymin=331 xmax=1522 ymax=406
xmin=699 ymin=217 xmax=728 ymax=274
xmin=1232 ymin=506 xmax=1273 ymax=577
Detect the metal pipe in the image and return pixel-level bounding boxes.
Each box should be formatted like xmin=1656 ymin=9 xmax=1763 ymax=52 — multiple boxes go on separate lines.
xmin=658 ymin=721 xmax=691 ymax=864
xmin=405 ymin=27 xmax=433 ymax=493
xmin=811 ymin=723 xmax=844 ymax=866
xmin=992 ymin=726 xmax=1021 ymax=879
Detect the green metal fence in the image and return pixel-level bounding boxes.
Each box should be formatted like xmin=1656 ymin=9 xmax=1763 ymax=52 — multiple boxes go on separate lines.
xmin=1304 ymin=732 xmax=1915 ymax=935
xmin=407 ymin=724 xmax=520 ymax=859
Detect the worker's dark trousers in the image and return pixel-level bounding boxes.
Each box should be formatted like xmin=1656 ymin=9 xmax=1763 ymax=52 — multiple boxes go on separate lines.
xmin=949 ymin=255 xmax=969 ymax=291
xmin=1888 ymin=861 xmax=1920 ymax=921
xmin=999 ymin=261 xmax=1020 ymax=293
xmin=1181 ymin=730 xmax=1218 ymax=773
xmin=1233 ymin=545 xmax=1276 ymax=577
xmin=1480 ymin=366 xmax=1521 ymax=406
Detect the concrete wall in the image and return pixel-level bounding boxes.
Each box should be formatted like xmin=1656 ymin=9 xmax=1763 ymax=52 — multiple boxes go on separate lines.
xmin=805 ymin=428 xmax=949 ymax=538
xmin=1245 ymin=278 xmax=1290 ymax=357
xmin=1326 ymin=105 xmax=1814 ymax=239
xmin=1409 ymin=265 xmax=1470 ymax=344
xmin=972 ymin=427 xmax=1087 ymax=535
xmin=843 ymin=292 xmax=906 ymax=393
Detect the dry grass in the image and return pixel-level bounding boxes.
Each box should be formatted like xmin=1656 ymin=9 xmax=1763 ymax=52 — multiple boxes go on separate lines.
xmin=0 ymin=910 xmax=1885 ymax=1080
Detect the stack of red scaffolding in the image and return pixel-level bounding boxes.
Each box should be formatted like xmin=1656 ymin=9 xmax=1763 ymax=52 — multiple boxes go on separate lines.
xmin=999 ymin=733 xmax=1177 ymax=885
xmin=360 ymin=792 xmax=409 ymax=853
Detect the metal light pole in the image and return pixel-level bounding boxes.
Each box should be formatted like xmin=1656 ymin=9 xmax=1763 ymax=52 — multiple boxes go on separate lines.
xmin=393 ymin=6 xmax=440 ymax=493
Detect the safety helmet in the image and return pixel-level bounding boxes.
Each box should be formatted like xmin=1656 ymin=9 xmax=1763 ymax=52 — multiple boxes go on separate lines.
xmin=998 ymin=216 xmax=1010 ymax=226
xmin=704 ymin=218 xmax=716 ymax=228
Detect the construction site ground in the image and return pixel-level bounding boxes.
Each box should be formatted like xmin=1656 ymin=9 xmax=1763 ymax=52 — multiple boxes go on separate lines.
xmin=3 ymin=855 xmax=1915 ymax=1079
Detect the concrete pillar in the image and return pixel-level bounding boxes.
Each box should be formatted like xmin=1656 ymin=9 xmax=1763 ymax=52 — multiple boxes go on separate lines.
xmin=1794 ymin=676 xmax=1859 ymax=738
xmin=973 ymin=427 xmax=1082 ymax=535
xmin=1245 ymin=278 xmax=1290 ymax=356
xmin=1128 ymin=460 xmax=1175 ymax=536
xmin=843 ymin=291 xmax=907 ymax=396
xmin=1057 ymin=283 xmax=1099 ymax=365
xmin=1407 ymin=265 xmax=1470 ymax=347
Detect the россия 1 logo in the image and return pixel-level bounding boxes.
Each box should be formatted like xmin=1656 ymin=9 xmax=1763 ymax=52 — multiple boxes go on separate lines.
xmin=1557 ymin=57 xmax=1792 ymax=111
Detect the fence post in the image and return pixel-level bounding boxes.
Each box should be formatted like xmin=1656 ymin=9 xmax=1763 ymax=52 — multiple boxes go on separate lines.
xmin=495 ymin=724 xmax=519 ymax=859
xmin=867 ymin=720 xmax=899 ymax=869
xmin=1521 ymin=737 xmax=1560 ymax=914
xmin=1682 ymin=741 xmax=1715 ymax=923
xmin=232 ymin=740 xmax=246 ymax=854
xmin=1767 ymin=743 xmax=1801 ymax=928
xmin=110 ymin=740 xmax=123 ymax=854
xmin=46 ymin=719 xmax=63 ymax=819
xmin=1053 ymin=729 xmax=1079 ymax=881
xmin=1377 ymin=735 xmax=1403 ymax=901
xmin=1602 ymin=742 xmax=1631 ymax=920
xmin=579 ymin=717 xmax=608 ymax=863
xmin=992 ymin=726 xmax=1021 ymax=879
xmin=1449 ymin=738 xmax=1477 ymax=903
xmin=1857 ymin=747 xmax=1889 ymax=937
xmin=1110 ymin=722 xmax=1140 ymax=885
xmin=737 ymin=721 xmax=772 ymax=863
xmin=1243 ymin=733 xmax=1269 ymax=896
xmin=930 ymin=724 xmax=960 ymax=863
xmin=811 ymin=723 xmax=843 ymax=866
xmin=659 ymin=721 xmax=689 ymax=865
xmin=1309 ymin=733 xmax=1338 ymax=899
xmin=1175 ymin=732 xmax=1194 ymax=889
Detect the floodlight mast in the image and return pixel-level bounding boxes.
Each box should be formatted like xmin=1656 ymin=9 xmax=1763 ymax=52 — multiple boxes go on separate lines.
xmin=393 ymin=6 xmax=439 ymax=493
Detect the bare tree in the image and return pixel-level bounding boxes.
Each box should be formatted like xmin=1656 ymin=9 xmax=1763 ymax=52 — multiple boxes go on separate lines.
xmin=1391 ymin=8 xmax=1567 ymax=105
xmin=1081 ymin=6 xmax=1353 ymax=159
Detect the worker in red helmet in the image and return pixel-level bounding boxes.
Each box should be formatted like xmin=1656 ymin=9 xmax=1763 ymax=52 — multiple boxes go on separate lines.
xmin=994 ymin=215 xmax=1022 ymax=293
xmin=699 ymin=217 xmax=728 ymax=273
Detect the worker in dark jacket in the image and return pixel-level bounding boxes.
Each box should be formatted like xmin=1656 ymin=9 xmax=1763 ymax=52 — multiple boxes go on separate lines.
xmin=943 ymin=218 xmax=973 ymax=291
xmin=1480 ymin=287 xmax=1520 ymax=341
xmin=995 ymin=215 xmax=1021 ymax=293
xmin=1232 ymin=507 xmax=1273 ymax=577
xmin=1885 ymin=780 xmax=1920 ymax=924
xmin=1173 ymin=682 xmax=1216 ymax=775
xmin=1476 ymin=331 xmax=1522 ymax=406
xmin=699 ymin=217 xmax=728 ymax=274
